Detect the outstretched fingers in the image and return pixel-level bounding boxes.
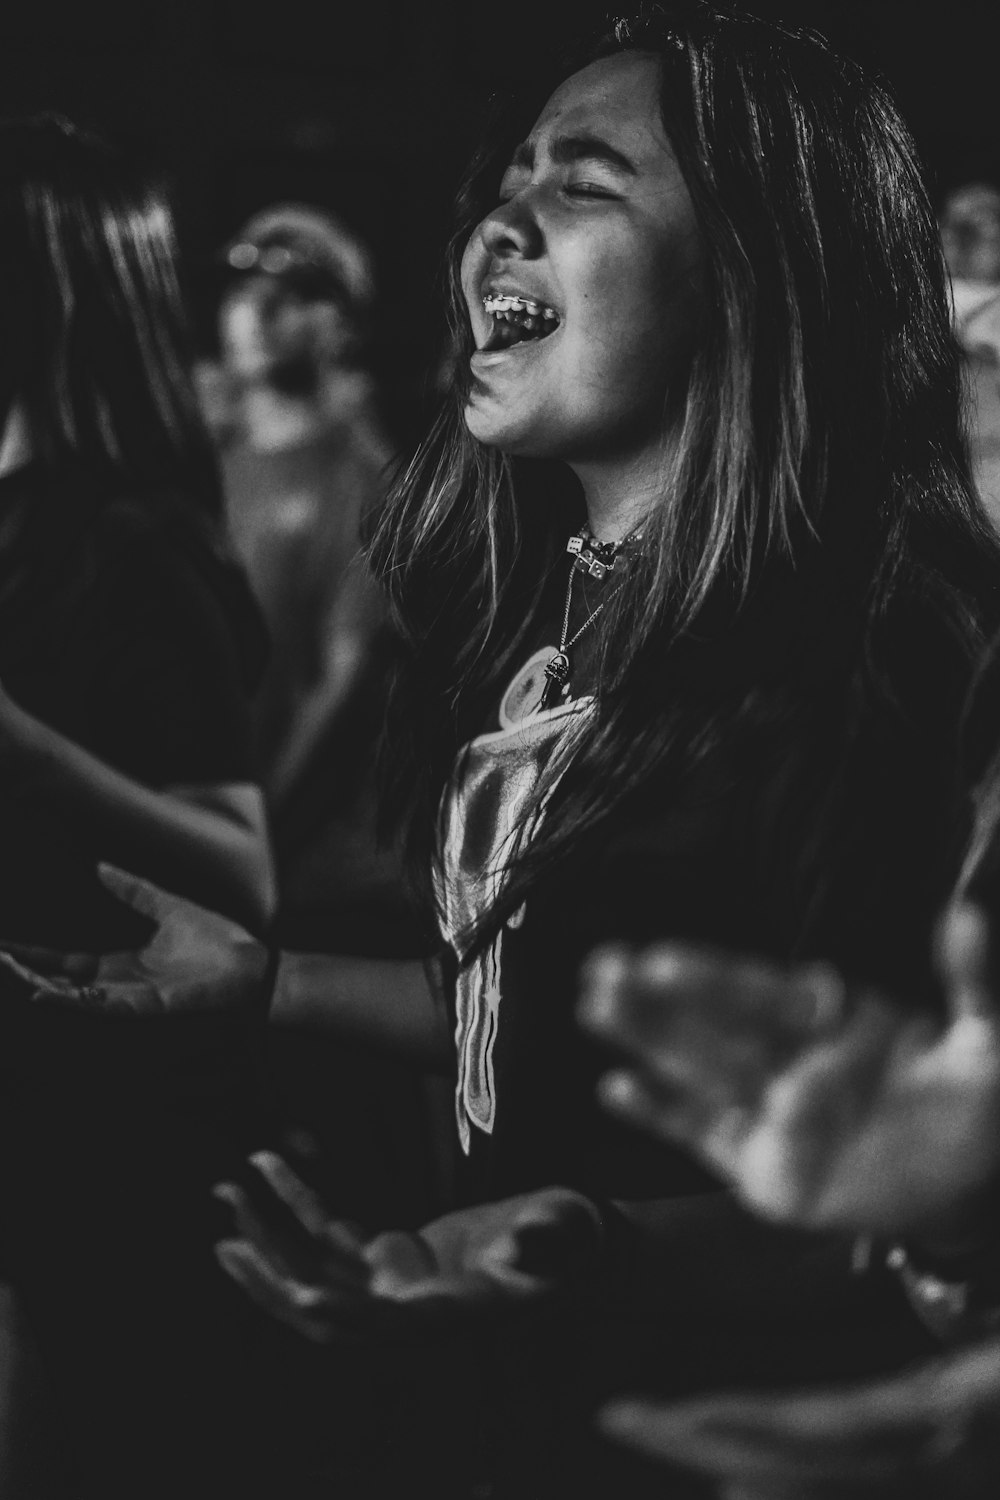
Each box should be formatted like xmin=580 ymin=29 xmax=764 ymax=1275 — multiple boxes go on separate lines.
xmin=213 ymin=1171 xmax=374 ymax=1343
xmin=213 ymin=1239 xmax=348 ymax=1344
xmin=0 ymin=951 xmax=137 ymax=1014
xmin=213 ymin=1179 xmax=366 ymax=1290
xmin=96 ymin=863 xmax=188 ymax=925
xmin=581 ymin=948 xmax=784 ymax=1149
xmin=0 ymin=941 xmax=98 ymax=983
xmin=248 ymin=1151 xmax=351 ymax=1243
xmin=599 ymin=1064 xmax=768 ymax=1195
xmin=580 ymin=944 xmax=845 ymax=1085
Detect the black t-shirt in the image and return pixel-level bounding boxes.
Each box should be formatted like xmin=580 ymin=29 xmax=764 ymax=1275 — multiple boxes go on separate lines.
xmin=0 ymin=466 xmax=259 ymax=949
xmin=437 ymin=558 xmax=973 ymax=1205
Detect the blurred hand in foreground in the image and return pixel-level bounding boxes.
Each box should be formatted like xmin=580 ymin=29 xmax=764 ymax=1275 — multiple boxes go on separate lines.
xmin=0 ymin=864 xmax=270 ymax=1017
xmin=578 ymin=901 xmax=1000 ymax=1244
xmin=214 ymin=1150 xmax=605 ymax=1344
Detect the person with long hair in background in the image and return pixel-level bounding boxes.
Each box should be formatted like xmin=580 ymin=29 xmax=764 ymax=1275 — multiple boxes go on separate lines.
xmin=0 ymin=115 xmax=275 ymax=1499
xmin=13 ymin=5 xmax=1000 ymax=1494
xmin=0 ymin=116 xmax=274 ymax=943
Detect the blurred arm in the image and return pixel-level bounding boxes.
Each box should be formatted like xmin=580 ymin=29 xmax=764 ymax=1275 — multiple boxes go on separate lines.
xmin=3 ymin=693 xmax=274 ymax=934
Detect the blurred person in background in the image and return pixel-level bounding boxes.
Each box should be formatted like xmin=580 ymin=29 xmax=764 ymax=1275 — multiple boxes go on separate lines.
xmin=0 ymin=115 xmax=275 ymax=1499
xmin=200 ymin=204 xmax=408 ymax=952
xmin=941 ymin=172 xmax=1000 ymax=526
xmin=0 ymin=127 xmax=274 ymax=946
xmin=199 ymin=204 xmax=445 ymax=1244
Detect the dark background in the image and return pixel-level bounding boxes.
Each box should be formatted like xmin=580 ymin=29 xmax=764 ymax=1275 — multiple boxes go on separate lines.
xmin=2 ymin=0 xmax=998 ymax=436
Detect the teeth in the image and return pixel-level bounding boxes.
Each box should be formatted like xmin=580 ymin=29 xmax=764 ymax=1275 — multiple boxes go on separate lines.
xmin=483 ymin=293 xmax=559 ymax=322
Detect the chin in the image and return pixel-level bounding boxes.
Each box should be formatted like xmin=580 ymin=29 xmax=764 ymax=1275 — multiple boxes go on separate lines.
xmin=463 ymin=404 xmax=559 ymax=459
xmin=463 ymin=406 xmax=516 ymax=452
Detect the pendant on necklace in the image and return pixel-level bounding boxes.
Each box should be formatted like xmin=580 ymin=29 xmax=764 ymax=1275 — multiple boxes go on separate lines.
xmin=499 ymin=646 xmax=568 ymax=726
xmin=537 ymin=650 xmax=571 ymax=711
xmin=544 ymin=650 xmax=570 ymax=687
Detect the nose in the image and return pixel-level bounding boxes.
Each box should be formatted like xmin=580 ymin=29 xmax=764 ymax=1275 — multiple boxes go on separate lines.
xmin=474 ymin=192 xmax=543 ymax=262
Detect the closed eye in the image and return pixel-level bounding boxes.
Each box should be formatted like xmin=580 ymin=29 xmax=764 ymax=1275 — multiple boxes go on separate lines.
xmin=564 ymin=182 xmax=619 ymax=200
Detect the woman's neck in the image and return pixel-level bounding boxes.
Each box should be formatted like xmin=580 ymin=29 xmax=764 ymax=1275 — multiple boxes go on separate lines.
xmin=570 ymin=441 xmax=674 ymax=544
xmin=0 ymin=405 xmax=33 ymax=479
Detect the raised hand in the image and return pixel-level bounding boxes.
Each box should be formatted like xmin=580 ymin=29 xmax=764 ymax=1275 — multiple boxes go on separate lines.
xmin=599 ymin=1333 xmax=1000 ymax=1499
xmin=214 ymin=1150 xmax=605 ymax=1344
xmin=578 ymin=902 xmax=1000 ymax=1242
xmin=0 ymin=864 xmax=270 ymax=1016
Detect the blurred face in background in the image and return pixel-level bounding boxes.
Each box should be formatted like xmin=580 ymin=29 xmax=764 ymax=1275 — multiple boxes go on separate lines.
xmin=940 ymin=182 xmax=1000 ymax=285
xmin=219 ymin=274 xmax=354 ymax=392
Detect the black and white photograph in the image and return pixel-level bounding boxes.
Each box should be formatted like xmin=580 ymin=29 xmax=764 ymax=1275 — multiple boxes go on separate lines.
xmin=2 ymin=2 xmax=1000 ymax=1496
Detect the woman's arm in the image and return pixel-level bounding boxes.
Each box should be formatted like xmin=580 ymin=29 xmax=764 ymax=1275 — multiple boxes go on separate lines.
xmin=5 ymin=868 xmax=451 ymax=1066
xmin=1 ymin=688 xmax=275 ymax=934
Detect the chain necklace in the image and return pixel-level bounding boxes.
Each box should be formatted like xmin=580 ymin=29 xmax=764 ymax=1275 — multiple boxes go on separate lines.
xmin=536 ymin=526 xmax=638 ymax=711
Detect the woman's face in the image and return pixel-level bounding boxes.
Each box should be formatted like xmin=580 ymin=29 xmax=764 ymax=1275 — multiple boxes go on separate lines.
xmin=461 ymin=52 xmax=703 ymax=466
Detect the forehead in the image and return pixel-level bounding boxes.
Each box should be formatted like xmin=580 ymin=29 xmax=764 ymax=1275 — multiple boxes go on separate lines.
xmin=528 ymin=52 xmax=670 ymax=162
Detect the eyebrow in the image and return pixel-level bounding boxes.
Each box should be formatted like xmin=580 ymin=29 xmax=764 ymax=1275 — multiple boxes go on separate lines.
xmin=508 ymin=132 xmax=638 ymax=177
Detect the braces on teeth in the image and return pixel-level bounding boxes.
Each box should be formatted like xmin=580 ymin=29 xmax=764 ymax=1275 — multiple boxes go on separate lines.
xmin=483 ymin=294 xmax=558 ymax=321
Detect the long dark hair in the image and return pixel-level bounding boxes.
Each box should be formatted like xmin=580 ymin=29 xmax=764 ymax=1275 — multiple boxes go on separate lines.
xmin=0 ymin=114 xmax=221 ymax=505
xmin=369 ymin=2 xmax=1000 ymax=947
xmin=0 ymin=113 xmax=262 ymax=673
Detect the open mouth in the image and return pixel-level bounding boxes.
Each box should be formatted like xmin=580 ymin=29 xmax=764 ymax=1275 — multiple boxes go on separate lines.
xmin=481 ymin=294 xmax=561 ymax=352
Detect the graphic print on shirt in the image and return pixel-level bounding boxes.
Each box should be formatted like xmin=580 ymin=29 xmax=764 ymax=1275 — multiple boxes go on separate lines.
xmin=437 ymin=681 xmax=592 ymax=1153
